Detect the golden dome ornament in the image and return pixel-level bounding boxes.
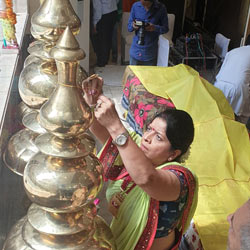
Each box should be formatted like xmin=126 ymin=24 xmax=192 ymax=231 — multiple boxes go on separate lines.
xmin=4 ymin=0 xmax=88 ymax=177
xmin=38 ymin=27 xmax=92 ymax=138
xmin=31 ymin=0 xmax=81 ymax=42
xmin=3 ymin=27 xmax=116 ymax=250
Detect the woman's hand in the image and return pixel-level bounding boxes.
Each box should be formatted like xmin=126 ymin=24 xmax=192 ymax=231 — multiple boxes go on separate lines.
xmin=82 ymin=74 xmax=103 ymax=106
xmin=94 ymin=95 xmax=123 ymax=133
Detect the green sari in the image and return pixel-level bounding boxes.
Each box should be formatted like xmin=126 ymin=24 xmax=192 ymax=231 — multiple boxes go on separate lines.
xmin=99 ymin=134 xmax=198 ymax=250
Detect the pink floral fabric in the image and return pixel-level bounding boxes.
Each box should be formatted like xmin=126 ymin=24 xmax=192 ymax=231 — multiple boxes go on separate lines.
xmin=122 ymin=73 xmax=175 ymax=135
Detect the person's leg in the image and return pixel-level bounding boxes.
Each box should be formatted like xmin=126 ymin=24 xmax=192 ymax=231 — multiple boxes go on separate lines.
xmin=141 ymin=57 xmax=157 ymax=66
xmin=129 ymin=56 xmax=139 ymax=65
xmin=95 ymin=18 xmax=106 ymax=67
xmin=112 ymin=22 xmax=118 ymax=63
xmin=98 ymin=11 xmax=117 ymax=66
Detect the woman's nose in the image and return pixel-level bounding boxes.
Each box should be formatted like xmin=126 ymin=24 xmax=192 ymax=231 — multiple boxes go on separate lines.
xmin=144 ymin=132 xmax=153 ymax=143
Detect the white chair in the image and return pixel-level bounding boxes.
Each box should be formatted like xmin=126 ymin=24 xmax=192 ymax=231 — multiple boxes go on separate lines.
xmin=121 ymin=13 xmax=175 ymax=65
xmin=157 ymin=14 xmax=175 ymax=66
xmin=214 ymin=33 xmax=230 ymax=61
xmin=121 ymin=12 xmax=134 ymax=64
xmin=157 ymin=35 xmax=170 ymax=66
xmin=161 ymin=13 xmax=175 ymax=47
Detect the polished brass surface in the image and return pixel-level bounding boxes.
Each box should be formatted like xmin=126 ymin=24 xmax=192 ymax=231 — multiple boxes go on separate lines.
xmin=35 ymin=133 xmax=95 ymax=158
xmin=91 ymin=216 xmax=117 ymax=250
xmin=27 ymin=40 xmax=53 ymax=61
xmin=24 ymin=55 xmax=41 ymax=68
xmin=4 ymin=21 xmax=114 ymax=249
xmin=2 ymin=217 xmax=32 ymax=250
xmin=38 ymin=83 xmax=93 ymax=138
xmin=3 ymin=129 xmax=40 ymax=176
xmin=39 ymin=27 xmax=92 ymax=138
xmin=24 ymin=56 xmax=87 ymax=84
xmin=19 ymin=58 xmax=57 ymax=108
xmin=16 ymin=102 xmax=35 ymax=125
xmin=50 ymin=27 xmax=85 ymax=62
xmin=77 ymin=65 xmax=88 ymax=86
xmin=22 ymin=111 xmax=47 ymax=134
xmin=27 ymin=203 xmax=96 ymax=235
xmin=23 ymin=219 xmax=94 ymax=250
xmin=24 ymin=152 xmax=102 ymax=212
xmin=31 ymin=0 xmax=81 ymax=42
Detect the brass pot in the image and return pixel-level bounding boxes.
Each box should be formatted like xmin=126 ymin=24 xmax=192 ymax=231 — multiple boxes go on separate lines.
xmin=38 ymin=27 xmax=92 ymax=138
xmin=24 ymin=152 xmax=103 ymax=212
xmin=18 ymin=58 xmax=57 ymax=108
xmin=27 ymin=203 xmax=96 ymax=235
xmin=3 ymin=129 xmax=40 ymax=176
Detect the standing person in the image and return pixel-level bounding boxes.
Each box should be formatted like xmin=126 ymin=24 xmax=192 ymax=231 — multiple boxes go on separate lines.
xmin=227 ymin=199 xmax=250 ymax=250
xmin=82 ymin=76 xmax=198 ymax=250
xmin=214 ymin=45 xmax=250 ymax=124
xmin=128 ymin=0 xmax=169 ymax=66
xmin=92 ymin=0 xmax=118 ymax=67
xmin=111 ymin=0 xmax=122 ymax=63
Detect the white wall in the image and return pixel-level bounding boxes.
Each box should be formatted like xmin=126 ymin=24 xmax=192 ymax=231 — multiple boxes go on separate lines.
xmin=70 ymin=0 xmax=90 ymax=73
xmin=13 ymin=0 xmax=28 ymax=13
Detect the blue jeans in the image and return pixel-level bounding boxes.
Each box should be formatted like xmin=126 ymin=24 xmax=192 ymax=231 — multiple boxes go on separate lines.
xmin=129 ymin=56 xmax=157 ymax=66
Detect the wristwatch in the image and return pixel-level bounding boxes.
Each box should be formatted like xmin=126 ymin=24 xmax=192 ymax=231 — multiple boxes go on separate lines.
xmin=112 ymin=131 xmax=129 ymax=146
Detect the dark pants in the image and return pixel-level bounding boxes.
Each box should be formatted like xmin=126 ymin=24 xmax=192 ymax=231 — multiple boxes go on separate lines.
xmin=93 ymin=10 xmax=117 ymax=67
xmin=129 ymin=56 xmax=157 ymax=66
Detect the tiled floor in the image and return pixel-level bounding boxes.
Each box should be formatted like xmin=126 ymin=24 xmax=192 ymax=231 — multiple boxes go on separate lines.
xmin=94 ymin=64 xmax=128 ymax=125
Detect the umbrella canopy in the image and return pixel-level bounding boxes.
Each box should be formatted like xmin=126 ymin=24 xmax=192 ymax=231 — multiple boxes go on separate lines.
xmin=122 ymin=64 xmax=250 ymax=250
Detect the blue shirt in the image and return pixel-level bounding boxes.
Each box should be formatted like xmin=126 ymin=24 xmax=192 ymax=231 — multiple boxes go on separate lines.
xmin=92 ymin=0 xmax=118 ymax=26
xmin=128 ymin=1 xmax=169 ymax=61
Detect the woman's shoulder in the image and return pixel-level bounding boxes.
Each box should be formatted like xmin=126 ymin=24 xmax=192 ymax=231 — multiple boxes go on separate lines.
xmin=160 ymin=163 xmax=197 ymax=187
xmin=160 ymin=163 xmax=193 ymax=175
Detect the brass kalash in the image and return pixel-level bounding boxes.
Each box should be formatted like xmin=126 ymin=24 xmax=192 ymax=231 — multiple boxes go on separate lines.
xmin=3 ymin=26 xmax=116 ymax=250
xmin=3 ymin=0 xmax=88 ymax=175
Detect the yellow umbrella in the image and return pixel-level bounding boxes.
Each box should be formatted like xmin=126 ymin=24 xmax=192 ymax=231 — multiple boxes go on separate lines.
xmin=125 ymin=64 xmax=250 ymax=250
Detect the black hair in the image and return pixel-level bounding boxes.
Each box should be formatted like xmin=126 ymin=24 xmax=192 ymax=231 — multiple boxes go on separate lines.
xmin=155 ymin=109 xmax=194 ymax=156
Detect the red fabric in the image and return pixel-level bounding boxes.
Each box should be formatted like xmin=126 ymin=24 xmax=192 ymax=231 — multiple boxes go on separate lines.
xmin=100 ymin=139 xmax=197 ymax=250
xmin=123 ymin=0 xmax=137 ymax=12
xmin=135 ymin=165 xmax=197 ymax=250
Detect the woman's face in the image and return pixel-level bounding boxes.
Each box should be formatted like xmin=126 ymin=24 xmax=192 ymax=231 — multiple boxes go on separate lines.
xmin=140 ymin=117 xmax=180 ymax=166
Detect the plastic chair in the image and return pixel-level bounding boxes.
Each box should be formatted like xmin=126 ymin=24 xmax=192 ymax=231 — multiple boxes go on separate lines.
xmin=157 ymin=14 xmax=175 ymax=66
xmin=121 ymin=12 xmax=133 ymax=64
xmin=157 ymin=35 xmax=170 ymax=66
xmin=214 ymin=33 xmax=230 ymax=61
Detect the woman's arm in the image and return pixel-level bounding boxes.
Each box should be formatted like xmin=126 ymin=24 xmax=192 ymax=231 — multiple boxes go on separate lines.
xmin=95 ymin=95 xmax=181 ymax=202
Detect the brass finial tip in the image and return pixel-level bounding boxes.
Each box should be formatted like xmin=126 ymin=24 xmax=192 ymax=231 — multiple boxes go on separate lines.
xmin=51 ymin=26 xmax=85 ymax=61
xmin=57 ymin=26 xmax=79 ymax=50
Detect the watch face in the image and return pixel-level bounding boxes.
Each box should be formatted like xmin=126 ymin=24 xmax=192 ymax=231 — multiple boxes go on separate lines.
xmin=116 ymin=135 xmax=127 ymax=146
